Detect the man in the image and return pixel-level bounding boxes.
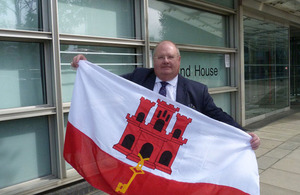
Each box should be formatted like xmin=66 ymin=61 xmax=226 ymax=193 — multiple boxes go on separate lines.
xmin=71 ymin=40 xmax=260 ymax=150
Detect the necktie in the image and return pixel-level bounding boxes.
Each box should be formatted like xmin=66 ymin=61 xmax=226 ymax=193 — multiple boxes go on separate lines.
xmin=159 ymin=81 xmax=168 ymax=96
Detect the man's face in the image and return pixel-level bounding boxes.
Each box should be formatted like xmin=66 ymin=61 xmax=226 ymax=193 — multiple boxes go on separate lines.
xmin=153 ymin=41 xmax=181 ymax=81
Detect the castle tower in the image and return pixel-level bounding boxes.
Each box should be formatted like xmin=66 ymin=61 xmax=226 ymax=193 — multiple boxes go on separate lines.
xmin=113 ymin=98 xmax=191 ymax=174
xmin=145 ymin=99 xmax=179 ymax=135
xmin=155 ymin=113 xmax=192 ymax=174
xmin=113 ymin=97 xmax=155 ymax=155
xmin=127 ymin=97 xmax=155 ymax=124
xmin=170 ymin=113 xmax=192 ymax=142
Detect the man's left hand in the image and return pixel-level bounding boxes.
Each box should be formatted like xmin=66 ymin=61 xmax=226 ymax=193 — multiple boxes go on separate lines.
xmin=249 ymin=132 xmax=260 ymax=150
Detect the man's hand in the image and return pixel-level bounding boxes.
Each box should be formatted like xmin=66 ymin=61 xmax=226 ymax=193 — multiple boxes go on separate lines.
xmin=71 ymin=54 xmax=87 ymax=68
xmin=249 ymin=132 xmax=260 ymax=150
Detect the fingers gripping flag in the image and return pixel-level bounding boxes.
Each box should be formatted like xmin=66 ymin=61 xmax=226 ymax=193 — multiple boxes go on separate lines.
xmin=64 ymin=61 xmax=260 ymax=195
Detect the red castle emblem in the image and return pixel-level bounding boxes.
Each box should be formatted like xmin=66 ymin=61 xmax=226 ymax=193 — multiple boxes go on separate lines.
xmin=113 ymin=97 xmax=192 ymax=174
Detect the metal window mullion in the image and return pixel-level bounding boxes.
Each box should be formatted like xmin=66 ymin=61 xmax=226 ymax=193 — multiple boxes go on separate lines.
xmin=228 ymin=8 xmax=238 ymax=122
xmin=166 ymin=0 xmax=236 ymax=15
xmin=43 ymin=0 xmax=59 ymax=181
xmin=59 ymin=34 xmax=144 ymax=47
xmin=50 ymin=0 xmax=66 ymax=179
xmin=133 ymin=0 xmax=144 ymax=59
xmin=134 ymin=0 xmax=142 ymax=40
xmin=0 ymin=107 xmax=56 ymax=122
xmin=237 ymin=3 xmax=246 ymax=126
xmin=60 ymin=51 xmax=142 ymax=56
xmin=208 ymin=86 xmax=238 ymax=94
xmin=0 ymin=29 xmax=52 ymax=41
xmin=149 ymin=42 xmax=237 ymax=54
xmin=143 ymin=0 xmax=151 ymax=68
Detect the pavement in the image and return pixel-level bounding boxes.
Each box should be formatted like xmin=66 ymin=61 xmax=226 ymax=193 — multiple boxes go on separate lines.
xmin=245 ymin=105 xmax=300 ymax=195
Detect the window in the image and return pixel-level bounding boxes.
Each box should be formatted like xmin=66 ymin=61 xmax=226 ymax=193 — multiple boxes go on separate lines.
xmin=0 ymin=0 xmax=42 ymax=31
xmin=157 ymin=110 xmax=162 ymax=118
xmin=149 ymin=0 xmax=235 ymax=118
xmin=0 ymin=117 xmax=51 ymax=189
xmin=121 ymin=134 xmax=135 ymax=150
xmin=58 ymin=0 xmax=135 ymax=39
xmin=0 ymin=41 xmax=46 ymax=109
xmin=154 ymin=119 xmax=165 ymax=132
xmin=180 ymin=52 xmax=229 ymax=88
xmin=163 ymin=110 xmax=167 ymax=117
xmin=172 ymin=129 xmax=181 ymax=139
xmin=148 ymin=0 xmax=228 ymax=47
xmin=211 ymin=93 xmax=231 ymax=114
xmin=244 ymin=17 xmax=289 ymax=119
xmin=139 ymin=143 xmax=153 ymax=159
xmin=136 ymin=112 xmax=145 ymax=122
xmin=60 ymin=45 xmax=138 ymax=102
xmin=158 ymin=151 xmax=172 ymax=166
xmin=201 ymin=0 xmax=234 ymax=9
xmin=63 ymin=113 xmax=72 ymax=170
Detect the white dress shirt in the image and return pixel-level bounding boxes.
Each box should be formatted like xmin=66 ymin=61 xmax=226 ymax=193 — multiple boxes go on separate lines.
xmin=153 ymin=76 xmax=178 ymax=101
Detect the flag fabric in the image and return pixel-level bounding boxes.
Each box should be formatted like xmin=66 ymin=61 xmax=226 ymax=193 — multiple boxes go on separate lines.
xmin=64 ymin=61 xmax=259 ymax=195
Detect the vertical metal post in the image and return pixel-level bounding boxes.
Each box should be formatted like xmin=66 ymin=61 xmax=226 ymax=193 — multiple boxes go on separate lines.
xmin=143 ymin=0 xmax=151 ymax=68
xmin=50 ymin=0 xmax=66 ymax=179
xmin=237 ymin=2 xmax=246 ymax=126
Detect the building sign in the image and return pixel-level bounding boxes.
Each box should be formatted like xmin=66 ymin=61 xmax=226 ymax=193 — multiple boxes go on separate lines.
xmin=180 ymin=65 xmax=219 ymax=77
xmin=180 ymin=52 xmax=229 ymax=88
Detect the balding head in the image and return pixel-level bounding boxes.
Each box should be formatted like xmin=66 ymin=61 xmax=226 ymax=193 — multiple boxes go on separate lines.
xmin=153 ymin=41 xmax=181 ymax=81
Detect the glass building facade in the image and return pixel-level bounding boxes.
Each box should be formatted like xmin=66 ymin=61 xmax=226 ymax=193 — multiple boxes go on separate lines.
xmin=0 ymin=0 xmax=299 ymax=194
xmin=244 ymin=17 xmax=289 ymax=119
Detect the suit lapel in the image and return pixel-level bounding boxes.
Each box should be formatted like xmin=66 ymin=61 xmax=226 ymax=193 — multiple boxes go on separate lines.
xmin=176 ymin=75 xmax=189 ymax=106
xmin=143 ymin=71 xmax=156 ymax=91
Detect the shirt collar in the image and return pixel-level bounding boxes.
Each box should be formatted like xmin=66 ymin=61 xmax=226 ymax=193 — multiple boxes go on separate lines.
xmin=155 ymin=75 xmax=178 ymax=87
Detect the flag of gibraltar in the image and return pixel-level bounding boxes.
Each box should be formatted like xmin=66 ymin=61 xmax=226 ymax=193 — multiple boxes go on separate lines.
xmin=64 ymin=61 xmax=259 ymax=195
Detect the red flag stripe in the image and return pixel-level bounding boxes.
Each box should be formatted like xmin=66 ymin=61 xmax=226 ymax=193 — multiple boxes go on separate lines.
xmin=64 ymin=122 xmax=248 ymax=195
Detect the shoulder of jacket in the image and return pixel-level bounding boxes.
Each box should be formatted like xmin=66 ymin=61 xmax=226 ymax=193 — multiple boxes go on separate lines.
xmin=133 ymin=67 xmax=154 ymax=74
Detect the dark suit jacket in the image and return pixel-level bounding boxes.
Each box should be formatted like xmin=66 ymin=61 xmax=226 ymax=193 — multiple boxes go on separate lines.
xmin=122 ymin=68 xmax=244 ymax=130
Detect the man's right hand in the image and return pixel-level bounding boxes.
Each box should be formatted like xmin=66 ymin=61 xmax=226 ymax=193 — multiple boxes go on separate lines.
xmin=71 ymin=54 xmax=87 ymax=68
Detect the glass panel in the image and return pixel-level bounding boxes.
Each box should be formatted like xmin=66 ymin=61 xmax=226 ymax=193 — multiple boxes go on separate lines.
xmin=179 ymin=52 xmax=229 ymax=88
xmin=0 ymin=117 xmax=51 ymax=188
xmin=58 ymin=0 xmax=135 ymax=39
xmin=244 ymin=17 xmax=289 ymax=119
xmin=60 ymin=45 xmax=138 ymax=102
xmin=290 ymin=27 xmax=300 ymax=104
xmin=0 ymin=0 xmax=41 ymax=31
xmin=0 ymin=41 xmax=46 ymax=109
xmin=148 ymin=0 xmax=228 ymax=47
xmin=211 ymin=93 xmax=231 ymax=114
xmin=202 ymin=0 xmax=234 ymax=9
xmin=63 ymin=113 xmax=73 ymax=170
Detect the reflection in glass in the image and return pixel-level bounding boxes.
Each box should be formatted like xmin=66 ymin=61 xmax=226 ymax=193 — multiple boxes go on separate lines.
xmin=63 ymin=113 xmax=72 ymax=170
xmin=290 ymin=28 xmax=300 ymax=104
xmin=148 ymin=0 xmax=228 ymax=47
xmin=60 ymin=45 xmax=139 ymax=102
xmin=244 ymin=17 xmax=289 ymax=119
xmin=58 ymin=0 xmax=135 ymax=39
xmin=0 ymin=117 xmax=51 ymax=188
xmin=0 ymin=0 xmax=41 ymax=31
xmin=211 ymin=93 xmax=231 ymax=114
xmin=179 ymin=52 xmax=229 ymax=88
xmin=201 ymin=0 xmax=234 ymax=9
xmin=0 ymin=41 xmax=46 ymax=109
